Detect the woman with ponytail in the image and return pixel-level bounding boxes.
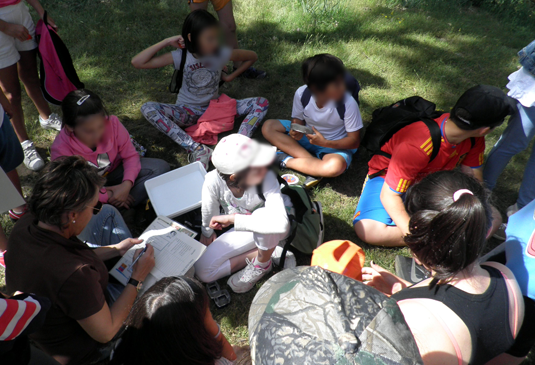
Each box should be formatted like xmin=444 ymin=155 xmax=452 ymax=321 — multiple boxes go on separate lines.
xmin=362 ymin=170 xmax=525 ymax=365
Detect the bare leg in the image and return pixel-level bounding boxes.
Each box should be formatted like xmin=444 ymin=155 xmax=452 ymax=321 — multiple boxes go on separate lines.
xmin=262 ymin=119 xmax=347 ymax=177
xmin=216 ymin=1 xmax=240 ymax=66
xmin=0 ymin=64 xmax=28 ymax=142
xmin=18 ymin=50 xmax=51 ymax=120
xmin=229 ymin=248 xmax=257 ymax=273
xmin=354 ymin=219 xmax=406 ymax=247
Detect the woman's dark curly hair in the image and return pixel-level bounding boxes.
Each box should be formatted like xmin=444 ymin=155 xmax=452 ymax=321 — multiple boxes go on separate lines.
xmin=29 ymin=156 xmax=105 ymax=230
xmin=404 ymin=170 xmax=492 ymax=285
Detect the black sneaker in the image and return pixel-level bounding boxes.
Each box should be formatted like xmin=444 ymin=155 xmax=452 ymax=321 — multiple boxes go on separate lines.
xmin=275 ymin=152 xmax=290 ymax=169
xmin=304 ymin=175 xmax=323 ymax=189
xmin=237 ymin=67 xmax=267 ymax=79
xmin=395 ymin=255 xmax=430 ymax=284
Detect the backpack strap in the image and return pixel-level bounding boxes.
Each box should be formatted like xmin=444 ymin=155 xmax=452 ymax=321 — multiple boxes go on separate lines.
xmin=368 ymin=118 xmax=442 ymax=179
xmin=421 ymin=118 xmax=442 ymax=163
xmin=336 ymin=96 xmax=346 ymax=121
xmin=300 ymin=87 xmax=312 ymax=110
xmin=470 ymin=137 xmax=475 ymax=149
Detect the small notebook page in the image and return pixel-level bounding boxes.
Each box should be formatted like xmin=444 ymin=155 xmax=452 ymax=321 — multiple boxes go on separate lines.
xmin=0 ymin=167 xmax=25 ymax=214
xmin=110 ymin=216 xmax=205 ymax=292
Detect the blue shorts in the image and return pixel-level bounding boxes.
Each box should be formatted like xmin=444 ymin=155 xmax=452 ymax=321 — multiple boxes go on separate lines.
xmin=353 ymin=176 xmax=397 ymax=226
xmin=279 ymin=119 xmax=357 ymax=169
xmin=0 ymin=114 xmax=23 ymax=173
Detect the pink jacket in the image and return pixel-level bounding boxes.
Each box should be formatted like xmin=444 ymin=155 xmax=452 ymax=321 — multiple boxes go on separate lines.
xmin=51 ymin=115 xmax=141 ymax=203
xmin=186 ymin=94 xmax=237 ymax=145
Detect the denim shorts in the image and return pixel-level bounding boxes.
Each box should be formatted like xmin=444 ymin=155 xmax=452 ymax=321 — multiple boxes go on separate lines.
xmin=279 ymin=119 xmax=357 ymax=169
xmin=0 ymin=114 xmax=23 ymax=172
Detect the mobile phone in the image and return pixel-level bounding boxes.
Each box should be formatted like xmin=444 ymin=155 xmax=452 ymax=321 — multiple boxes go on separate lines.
xmin=291 ymin=123 xmax=315 ymax=135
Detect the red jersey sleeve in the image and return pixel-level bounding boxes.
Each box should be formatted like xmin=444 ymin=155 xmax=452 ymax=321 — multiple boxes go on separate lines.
xmin=384 ymin=142 xmax=431 ymax=194
xmin=460 ymin=137 xmax=485 ymax=168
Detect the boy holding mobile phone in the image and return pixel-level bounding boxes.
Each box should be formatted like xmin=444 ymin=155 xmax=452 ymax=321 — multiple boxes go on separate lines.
xmin=262 ymin=54 xmax=363 ymax=188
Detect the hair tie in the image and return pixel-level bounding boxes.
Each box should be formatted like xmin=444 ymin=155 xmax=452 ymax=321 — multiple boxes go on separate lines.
xmin=453 ymin=189 xmax=473 ymax=202
xmin=77 ymin=95 xmax=90 ymax=105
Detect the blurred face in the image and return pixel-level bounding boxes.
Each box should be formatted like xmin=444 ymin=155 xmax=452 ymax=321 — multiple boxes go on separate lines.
xmin=242 ymin=166 xmax=268 ymax=187
xmin=314 ymin=76 xmax=346 ymax=104
xmin=194 ymin=26 xmax=220 ymax=56
xmin=68 ymin=112 xmax=107 ymax=149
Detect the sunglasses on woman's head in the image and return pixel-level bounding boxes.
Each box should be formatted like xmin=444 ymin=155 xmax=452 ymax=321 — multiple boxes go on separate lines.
xmin=93 ymin=201 xmax=103 ymax=215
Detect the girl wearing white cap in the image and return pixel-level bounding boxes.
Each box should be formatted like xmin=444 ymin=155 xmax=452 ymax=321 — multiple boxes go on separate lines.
xmin=194 ymin=134 xmax=295 ymax=293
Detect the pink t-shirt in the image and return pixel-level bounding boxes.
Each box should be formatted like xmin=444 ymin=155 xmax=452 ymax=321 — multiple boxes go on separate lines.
xmin=0 ymin=0 xmax=21 ymax=8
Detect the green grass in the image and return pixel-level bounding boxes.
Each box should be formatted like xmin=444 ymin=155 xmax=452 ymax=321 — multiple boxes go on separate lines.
xmin=2 ymin=0 xmax=535 ymax=361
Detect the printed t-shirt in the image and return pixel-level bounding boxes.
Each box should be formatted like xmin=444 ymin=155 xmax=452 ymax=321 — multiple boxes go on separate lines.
xmin=171 ymin=47 xmax=232 ymax=106
xmin=5 ymin=214 xmax=109 ymax=365
xmin=367 ymin=113 xmax=485 ymax=193
xmin=291 ymin=85 xmax=363 ymax=141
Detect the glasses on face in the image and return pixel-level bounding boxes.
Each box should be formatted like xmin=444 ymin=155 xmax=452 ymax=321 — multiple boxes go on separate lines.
xmin=92 ymin=201 xmax=103 ymax=215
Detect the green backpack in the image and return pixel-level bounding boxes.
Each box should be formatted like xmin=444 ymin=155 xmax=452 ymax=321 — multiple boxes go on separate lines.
xmin=258 ymin=175 xmax=324 ymax=267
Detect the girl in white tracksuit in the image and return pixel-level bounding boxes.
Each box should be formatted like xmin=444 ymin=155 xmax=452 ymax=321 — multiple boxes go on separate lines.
xmin=194 ymin=134 xmax=293 ymax=293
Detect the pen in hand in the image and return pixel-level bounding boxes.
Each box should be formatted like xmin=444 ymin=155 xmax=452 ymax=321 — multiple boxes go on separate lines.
xmin=131 ymin=245 xmax=148 ymax=268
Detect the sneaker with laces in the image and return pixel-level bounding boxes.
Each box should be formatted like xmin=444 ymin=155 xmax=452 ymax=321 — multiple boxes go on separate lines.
xmin=507 ymin=203 xmax=519 ymax=218
xmin=236 ymin=67 xmax=267 ymax=79
xmin=227 ymin=258 xmax=272 ymax=293
xmin=188 ymin=145 xmax=213 ymax=170
xmin=493 ymin=223 xmax=507 ymax=241
xmin=21 ymin=140 xmax=45 ymax=171
xmin=9 ymin=207 xmax=28 ymax=222
xmin=39 ymin=113 xmax=62 ymax=131
xmin=272 ymin=246 xmax=296 ymax=269
xmin=304 ymin=175 xmax=322 ymax=189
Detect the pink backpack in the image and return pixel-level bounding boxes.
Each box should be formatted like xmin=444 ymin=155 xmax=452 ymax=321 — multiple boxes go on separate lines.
xmin=35 ymin=12 xmax=84 ymax=105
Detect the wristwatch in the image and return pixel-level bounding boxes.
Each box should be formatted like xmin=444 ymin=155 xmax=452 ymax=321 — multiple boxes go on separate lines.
xmin=127 ymin=278 xmax=143 ymax=292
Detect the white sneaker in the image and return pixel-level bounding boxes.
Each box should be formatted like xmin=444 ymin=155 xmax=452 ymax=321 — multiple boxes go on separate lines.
xmin=188 ymin=145 xmax=213 ymax=170
xmin=272 ymin=246 xmax=296 ymax=269
xmin=227 ymin=258 xmax=272 ymax=293
xmin=39 ymin=113 xmax=62 ymax=131
xmin=21 ymin=140 xmax=45 ymax=171
xmin=506 ymin=203 xmax=519 ymax=218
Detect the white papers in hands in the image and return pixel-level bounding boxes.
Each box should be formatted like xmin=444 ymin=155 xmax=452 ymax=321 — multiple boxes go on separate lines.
xmin=110 ymin=216 xmax=206 ymax=293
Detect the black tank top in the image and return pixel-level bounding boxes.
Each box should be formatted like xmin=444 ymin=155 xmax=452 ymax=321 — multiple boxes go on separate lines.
xmin=392 ymin=266 xmax=514 ymax=364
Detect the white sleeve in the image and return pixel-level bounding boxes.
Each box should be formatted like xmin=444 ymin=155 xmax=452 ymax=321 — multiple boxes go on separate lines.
xmin=201 ymin=172 xmax=221 ymax=237
xmin=171 ymin=49 xmax=184 ymax=70
xmin=234 ymin=173 xmax=290 ymax=235
xmin=343 ymin=97 xmax=363 ymax=133
xmin=291 ymin=86 xmax=306 ymax=120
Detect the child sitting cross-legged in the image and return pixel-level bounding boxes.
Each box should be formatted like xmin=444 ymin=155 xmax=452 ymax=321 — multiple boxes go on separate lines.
xmin=131 ymin=9 xmax=269 ymax=169
xmin=262 ymin=54 xmax=363 ymax=188
xmin=194 ymin=134 xmax=295 ymax=293
xmin=51 ymin=89 xmax=170 ymax=209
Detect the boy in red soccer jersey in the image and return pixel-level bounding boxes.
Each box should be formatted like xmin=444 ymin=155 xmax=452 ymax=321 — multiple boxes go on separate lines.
xmin=353 ymin=85 xmax=515 ymax=247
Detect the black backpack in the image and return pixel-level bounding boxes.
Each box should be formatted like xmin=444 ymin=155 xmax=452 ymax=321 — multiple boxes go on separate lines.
xmin=361 ymin=96 xmax=475 ymax=178
xmin=300 ymin=72 xmax=361 ymax=120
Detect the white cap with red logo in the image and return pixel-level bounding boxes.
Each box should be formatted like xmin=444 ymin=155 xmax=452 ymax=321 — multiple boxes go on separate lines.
xmin=212 ymin=134 xmax=276 ymax=175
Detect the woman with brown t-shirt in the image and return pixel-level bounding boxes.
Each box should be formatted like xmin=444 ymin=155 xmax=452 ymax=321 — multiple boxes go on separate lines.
xmin=5 ymin=156 xmax=156 ymax=365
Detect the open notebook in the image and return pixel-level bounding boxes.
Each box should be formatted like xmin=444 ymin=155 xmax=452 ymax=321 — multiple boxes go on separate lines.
xmin=110 ymin=216 xmax=206 ymax=293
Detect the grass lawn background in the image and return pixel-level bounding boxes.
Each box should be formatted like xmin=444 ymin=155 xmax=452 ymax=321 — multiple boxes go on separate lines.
xmin=2 ymin=0 xmax=535 ymax=361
